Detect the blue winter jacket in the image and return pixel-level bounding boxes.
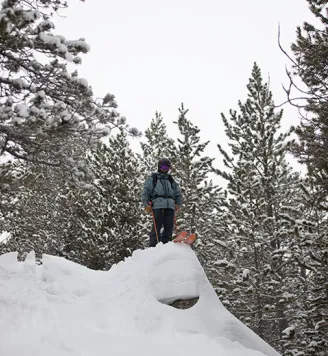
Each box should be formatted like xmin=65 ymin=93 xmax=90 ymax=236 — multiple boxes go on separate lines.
xmin=142 ymin=172 xmax=182 ymax=210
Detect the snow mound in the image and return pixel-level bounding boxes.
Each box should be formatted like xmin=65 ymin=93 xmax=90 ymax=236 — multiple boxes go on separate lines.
xmin=0 ymin=243 xmax=280 ymax=356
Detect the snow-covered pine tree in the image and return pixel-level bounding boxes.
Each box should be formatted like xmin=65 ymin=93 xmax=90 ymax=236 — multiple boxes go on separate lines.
xmin=286 ymin=0 xmax=328 ymax=200
xmin=0 ymin=160 xmax=25 ymax=254
xmin=70 ymin=130 xmax=144 ymax=270
xmin=0 ymin=0 xmax=139 ymax=178
xmin=216 ymin=63 xmax=302 ymax=351
xmin=0 ymin=0 xmax=141 ymax=260
xmin=140 ymin=111 xmax=176 ymax=172
xmin=173 ymin=104 xmax=224 ymax=265
xmin=281 ymin=4 xmax=328 ymax=352
xmin=0 ymin=137 xmax=88 ymax=260
xmin=280 ymin=177 xmax=328 ymax=356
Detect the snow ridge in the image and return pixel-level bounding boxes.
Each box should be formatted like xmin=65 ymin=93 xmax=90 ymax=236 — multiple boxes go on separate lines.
xmin=0 ymin=243 xmax=280 ymax=356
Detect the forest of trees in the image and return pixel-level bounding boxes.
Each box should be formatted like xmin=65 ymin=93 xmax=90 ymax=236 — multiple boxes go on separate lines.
xmin=1 ymin=1 xmax=327 ymax=355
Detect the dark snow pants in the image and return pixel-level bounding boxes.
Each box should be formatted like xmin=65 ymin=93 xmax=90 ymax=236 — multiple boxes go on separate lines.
xmin=149 ymin=208 xmax=174 ymax=247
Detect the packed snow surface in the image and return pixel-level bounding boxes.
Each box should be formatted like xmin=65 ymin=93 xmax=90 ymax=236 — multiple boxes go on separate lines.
xmin=0 ymin=242 xmax=280 ymax=356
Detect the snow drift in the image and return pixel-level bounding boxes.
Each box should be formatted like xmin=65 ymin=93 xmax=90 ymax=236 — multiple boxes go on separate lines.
xmin=0 ymin=242 xmax=280 ymax=356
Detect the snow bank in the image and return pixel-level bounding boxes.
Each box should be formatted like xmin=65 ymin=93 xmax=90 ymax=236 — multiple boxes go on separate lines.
xmin=0 ymin=243 xmax=280 ymax=356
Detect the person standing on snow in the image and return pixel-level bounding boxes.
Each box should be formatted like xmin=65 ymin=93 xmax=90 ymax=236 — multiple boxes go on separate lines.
xmin=142 ymin=158 xmax=182 ymax=247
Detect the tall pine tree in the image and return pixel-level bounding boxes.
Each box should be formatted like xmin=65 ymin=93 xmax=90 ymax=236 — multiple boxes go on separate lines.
xmin=285 ymin=0 xmax=328 ymax=199
xmin=173 ymin=104 xmax=224 ymax=266
xmin=0 ymin=137 xmax=88 ymax=260
xmin=282 ymin=177 xmax=328 ymax=355
xmin=140 ymin=111 xmax=176 ymax=172
xmin=216 ymin=63 xmax=301 ymax=352
xmin=70 ymin=130 xmax=143 ymax=270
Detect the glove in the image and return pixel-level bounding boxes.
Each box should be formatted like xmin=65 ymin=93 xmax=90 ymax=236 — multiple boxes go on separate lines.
xmin=175 ymin=204 xmax=180 ymax=212
xmin=145 ymin=205 xmax=152 ymax=214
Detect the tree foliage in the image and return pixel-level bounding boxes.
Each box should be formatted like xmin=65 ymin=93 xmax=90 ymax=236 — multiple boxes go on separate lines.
xmin=216 ymin=63 xmax=302 ymax=352
xmin=0 ymin=0 xmax=139 ymax=177
xmin=69 ymin=131 xmax=144 ymax=270
xmin=173 ymin=104 xmax=223 ymax=262
xmin=283 ymin=0 xmax=328 ymax=200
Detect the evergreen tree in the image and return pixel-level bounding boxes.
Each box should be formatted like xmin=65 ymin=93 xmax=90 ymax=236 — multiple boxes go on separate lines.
xmin=140 ymin=111 xmax=176 ymax=172
xmin=0 ymin=0 xmax=141 ymax=262
xmin=0 ymin=0 xmax=139 ymax=177
xmin=173 ymin=104 xmax=224 ymax=264
xmin=216 ymin=63 xmax=301 ymax=351
xmin=280 ymin=2 xmax=328 ymax=352
xmin=70 ymin=130 xmax=144 ymax=270
xmin=0 ymin=137 xmax=88 ymax=259
xmin=281 ymin=177 xmax=328 ymax=355
xmin=0 ymin=160 xmax=25 ymax=253
xmin=285 ymin=0 xmax=328 ymax=199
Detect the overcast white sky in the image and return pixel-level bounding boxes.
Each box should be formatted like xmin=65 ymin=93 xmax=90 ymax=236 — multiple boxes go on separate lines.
xmin=55 ymin=0 xmax=312 ymax=174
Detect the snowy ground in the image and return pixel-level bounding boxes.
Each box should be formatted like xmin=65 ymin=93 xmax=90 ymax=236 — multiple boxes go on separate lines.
xmin=0 ymin=242 xmax=280 ymax=356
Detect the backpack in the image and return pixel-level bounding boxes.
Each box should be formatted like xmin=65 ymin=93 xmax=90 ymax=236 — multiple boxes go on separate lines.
xmin=151 ymin=173 xmax=175 ymax=200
